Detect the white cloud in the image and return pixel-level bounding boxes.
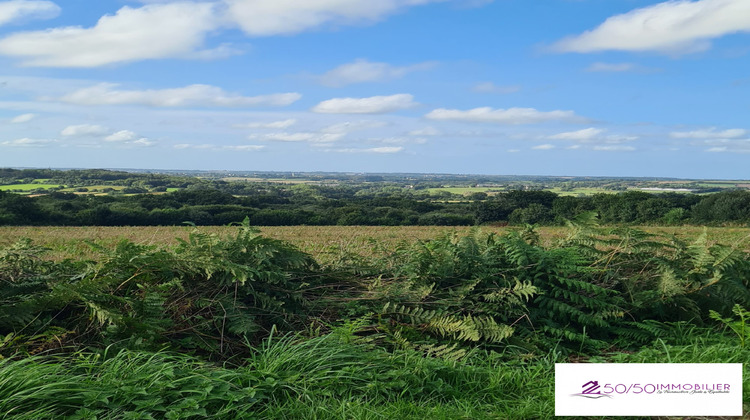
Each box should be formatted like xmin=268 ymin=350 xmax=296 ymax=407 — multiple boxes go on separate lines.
xmin=604 ymin=135 xmax=639 ymax=143
xmin=586 ymin=62 xmax=636 ymax=72
xmin=548 ymin=128 xmax=639 ymax=147
xmin=318 ymin=59 xmax=436 ymax=87
xmin=220 ymin=145 xmax=265 ymax=151
xmin=234 ymin=119 xmax=298 ymax=129
xmin=244 ymin=120 xmax=385 ymax=145
xmin=61 ymin=124 xmax=110 ymax=137
xmin=10 ymin=112 xmax=35 ymax=123
xmin=472 ymin=82 xmax=521 ymax=94
xmin=312 ymin=93 xmax=417 ymax=114
xmin=425 ymin=107 xmax=584 ymax=124
xmin=507 ymin=149 xmax=520 ymax=153
xmin=552 ymin=0 xmax=750 ymax=54
xmin=132 ymin=138 xmax=155 ymax=147
xmin=370 ymin=136 xmax=426 ymax=144
xmin=104 ymin=130 xmax=139 ymax=142
xmin=532 ymin=144 xmax=555 ymax=150
xmin=695 ymin=138 xmax=750 ymax=153
xmin=549 ymin=127 xmax=605 ymax=141
xmin=408 ymin=126 xmax=442 ymax=136
xmin=586 ymin=62 xmax=661 ymax=73
xmin=321 ymin=120 xmax=387 ymax=133
xmin=224 ymin=0 xmax=447 ymax=36
xmin=172 ymin=143 xmax=265 ymax=151
xmin=60 ymin=124 xmax=153 ymax=146
xmin=327 ymin=146 xmax=404 ymax=153
xmin=593 ymin=145 xmax=636 ymax=151
xmin=56 ymin=83 xmax=301 ymax=108
xmin=706 ymin=146 xmax=728 ymax=152
xmin=670 ymin=127 xmax=747 ymax=139
xmin=0 ymin=2 xmax=220 ymax=67
xmin=251 ymin=132 xmax=346 ymax=143
xmin=0 ymin=0 xmax=59 ymax=27
xmin=1 ymin=137 xmax=55 ymax=147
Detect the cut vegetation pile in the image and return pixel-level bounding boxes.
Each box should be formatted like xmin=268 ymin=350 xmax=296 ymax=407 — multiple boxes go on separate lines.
xmin=1 ymin=217 xmax=748 ymax=418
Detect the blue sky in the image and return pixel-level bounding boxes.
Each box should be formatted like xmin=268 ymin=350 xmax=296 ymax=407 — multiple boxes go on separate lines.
xmin=0 ymin=0 xmax=749 ymax=178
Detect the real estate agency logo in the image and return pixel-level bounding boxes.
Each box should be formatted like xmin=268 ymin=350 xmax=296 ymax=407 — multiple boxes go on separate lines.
xmin=571 ymin=379 xmax=731 ymax=399
xmin=573 ymin=380 xmax=612 ymax=399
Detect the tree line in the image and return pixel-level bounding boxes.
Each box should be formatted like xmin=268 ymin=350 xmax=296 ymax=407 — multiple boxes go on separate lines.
xmin=2 ymin=186 xmax=750 ymax=226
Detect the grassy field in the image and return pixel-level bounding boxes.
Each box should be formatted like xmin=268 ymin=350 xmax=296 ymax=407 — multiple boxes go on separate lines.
xmin=0 ymin=183 xmax=62 ymax=192
xmin=425 ymin=187 xmax=500 ymax=195
xmin=2 ymin=225 xmax=749 ymax=263
xmin=58 ymin=185 xmax=127 ymax=193
xmin=545 ymin=187 xmax=609 ymax=196
xmin=428 ymin=186 xmax=626 ymax=197
xmin=220 ymin=177 xmax=319 ymax=184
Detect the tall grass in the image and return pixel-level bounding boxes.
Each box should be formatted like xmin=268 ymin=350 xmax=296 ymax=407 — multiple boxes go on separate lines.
xmin=1 ymin=329 xmax=745 ymax=419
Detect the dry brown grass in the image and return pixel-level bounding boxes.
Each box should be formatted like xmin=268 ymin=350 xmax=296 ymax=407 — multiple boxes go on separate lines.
xmin=1 ymin=225 xmax=749 ymax=263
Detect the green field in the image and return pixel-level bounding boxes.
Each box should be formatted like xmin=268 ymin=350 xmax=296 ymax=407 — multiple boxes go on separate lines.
xmin=426 ymin=187 xmax=500 ymax=195
xmin=545 ymin=187 xmax=608 ymax=196
xmin=2 ymin=225 xmax=749 ymax=263
xmin=428 ymin=186 xmax=617 ymax=197
xmin=0 ymin=183 xmax=62 ymax=192
xmin=58 ymin=185 xmax=127 ymax=193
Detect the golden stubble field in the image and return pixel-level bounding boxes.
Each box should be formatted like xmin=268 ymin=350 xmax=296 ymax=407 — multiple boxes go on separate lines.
xmin=2 ymin=225 xmax=750 ymax=263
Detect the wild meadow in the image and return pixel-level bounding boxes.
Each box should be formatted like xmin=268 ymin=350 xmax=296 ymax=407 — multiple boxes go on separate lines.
xmin=0 ymin=218 xmax=749 ymax=418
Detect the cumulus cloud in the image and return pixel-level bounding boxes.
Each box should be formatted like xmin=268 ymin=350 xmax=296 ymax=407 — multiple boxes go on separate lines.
xmin=318 ymin=59 xmax=436 ymax=87
xmin=691 ymin=138 xmax=750 ymax=153
xmin=532 ymin=144 xmax=555 ymax=150
xmin=61 ymin=124 xmax=110 ymax=137
xmin=585 ymin=62 xmax=661 ymax=73
xmin=0 ymin=1 xmax=494 ymax=67
xmin=1 ymin=137 xmax=56 ymax=147
xmin=706 ymin=146 xmax=728 ymax=152
xmin=366 ymin=136 xmax=426 ymax=145
xmin=224 ymin=0 xmax=447 ymax=36
xmin=312 ymin=94 xmax=417 ymax=114
xmin=220 ymin=145 xmax=265 ymax=151
xmin=549 ymin=127 xmax=605 ymax=141
xmin=326 ymin=146 xmax=404 ymax=153
xmin=61 ymin=124 xmax=153 ymax=146
xmin=104 ymin=130 xmax=139 ymax=142
xmin=702 ymin=141 xmax=750 ymax=153
xmin=173 ymin=143 xmax=265 ymax=151
xmin=548 ymin=128 xmax=639 ymax=148
xmin=56 ymin=83 xmax=301 ymax=108
xmin=132 ymin=138 xmax=155 ymax=147
xmin=320 ymin=120 xmax=387 ymax=133
xmin=0 ymin=0 xmax=59 ymax=27
xmin=10 ymin=113 xmax=36 ymax=123
xmin=472 ymin=82 xmax=521 ymax=94
xmin=552 ymin=0 xmax=750 ymax=55
xmin=0 ymin=2 xmax=221 ymax=67
xmin=234 ymin=119 xmax=298 ymax=129
xmin=586 ymin=62 xmax=636 ymax=72
xmin=593 ymin=145 xmax=636 ymax=151
xmin=408 ymin=126 xmax=442 ymax=136
xmin=670 ymin=127 xmax=747 ymax=139
xmin=539 ymin=127 xmax=641 ymax=153
xmin=250 ymin=132 xmax=346 ymax=143
xmin=425 ymin=107 xmax=584 ymax=124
